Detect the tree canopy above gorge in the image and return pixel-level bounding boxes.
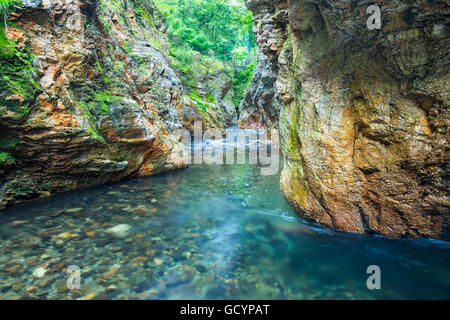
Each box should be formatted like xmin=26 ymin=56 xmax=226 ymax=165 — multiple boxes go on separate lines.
xmin=154 ymin=0 xmax=256 ymax=106
xmin=155 ymin=0 xmax=254 ymax=60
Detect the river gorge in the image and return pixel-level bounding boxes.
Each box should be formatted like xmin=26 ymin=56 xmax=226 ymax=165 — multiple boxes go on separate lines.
xmin=0 ymin=0 xmax=449 ymax=300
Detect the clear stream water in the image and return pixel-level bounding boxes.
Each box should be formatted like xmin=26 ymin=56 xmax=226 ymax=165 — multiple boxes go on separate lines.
xmin=0 ymin=130 xmax=449 ymax=300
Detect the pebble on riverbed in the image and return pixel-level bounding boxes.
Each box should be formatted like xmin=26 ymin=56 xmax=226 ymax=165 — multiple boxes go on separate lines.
xmin=32 ymin=267 xmax=47 ymax=278
xmin=106 ymin=224 xmax=132 ymax=238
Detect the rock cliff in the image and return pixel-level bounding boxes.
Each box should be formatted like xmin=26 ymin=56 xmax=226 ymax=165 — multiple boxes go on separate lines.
xmin=0 ymin=0 xmax=190 ymax=209
xmin=238 ymin=0 xmax=288 ymax=129
xmin=179 ymin=51 xmax=236 ymax=133
xmin=244 ymin=0 xmax=449 ymax=239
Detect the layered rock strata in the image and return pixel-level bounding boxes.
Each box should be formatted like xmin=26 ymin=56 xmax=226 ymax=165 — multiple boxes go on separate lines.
xmin=244 ymin=0 xmax=449 ymax=239
xmin=0 ymin=0 xmax=189 ymax=209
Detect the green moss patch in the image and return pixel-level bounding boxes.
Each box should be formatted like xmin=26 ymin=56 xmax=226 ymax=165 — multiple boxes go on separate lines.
xmin=0 ymin=151 xmax=15 ymax=165
xmin=79 ymin=90 xmax=122 ymax=117
xmin=0 ymin=28 xmax=40 ymax=120
xmin=0 ymin=139 xmax=19 ymax=150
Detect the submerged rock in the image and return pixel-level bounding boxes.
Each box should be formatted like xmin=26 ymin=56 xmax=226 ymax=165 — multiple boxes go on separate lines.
xmin=32 ymin=267 xmax=46 ymax=278
xmin=103 ymin=265 xmax=120 ymax=280
xmin=107 ymin=224 xmax=132 ymax=238
xmin=4 ymin=264 xmax=23 ymax=275
xmin=195 ymin=264 xmax=207 ymax=273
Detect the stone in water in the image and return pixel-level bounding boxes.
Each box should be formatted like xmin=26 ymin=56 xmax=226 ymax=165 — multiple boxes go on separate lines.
xmin=107 ymin=224 xmax=132 ymax=238
xmin=33 ymin=267 xmax=47 ymax=278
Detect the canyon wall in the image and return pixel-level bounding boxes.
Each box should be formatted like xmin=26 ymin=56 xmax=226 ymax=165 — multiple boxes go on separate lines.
xmin=244 ymin=0 xmax=449 ymax=239
xmin=180 ymin=51 xmax=236 ymax=133
xmin=0 ymin=0 xmax=192 ymax=209
xmin=238 ymin=0 xmax=288 ymax=129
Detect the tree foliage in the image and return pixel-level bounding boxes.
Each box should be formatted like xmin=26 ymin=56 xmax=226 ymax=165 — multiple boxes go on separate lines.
xmin=154 ymin=0 xmax=254 ymax=61
xmin=0 ymin=0 xmax=16 ymax=14
xmin=154 ymin=0 xmax=257 ymax=108
xmin=0 ymin=0 xmax=17 ymax=33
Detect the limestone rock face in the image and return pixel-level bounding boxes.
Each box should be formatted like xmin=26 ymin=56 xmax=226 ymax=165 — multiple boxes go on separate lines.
xmin=245 ymin=0 xmax=450 ymax=239
xmin=238 ymin=0 xmax=288 ymax=129
xmin=178 ymin=52 xmax=236 ymax=132
xmin=20 ymin=0 xmax=42 ymax=9
xmin=0 ymin=0 xmax=189 ymax=209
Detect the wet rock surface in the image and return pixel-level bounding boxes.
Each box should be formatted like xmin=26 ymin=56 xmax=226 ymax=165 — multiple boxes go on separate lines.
xmin=0 ymin=0 xmax=188 ymax=210
xmin=238 ymin=0 xmax=288 ymax=129
xmin=179 ymin=52 xmax=236 ymax=132
xmin=242 ymin=0 xmax=449 ymax=239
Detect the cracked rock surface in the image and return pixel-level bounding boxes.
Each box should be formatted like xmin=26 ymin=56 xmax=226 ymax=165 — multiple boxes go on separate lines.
xmin=0 ymin=0 xmax=190 ymax=209
xmin=242 ymin=0 xmax=449 ymax=239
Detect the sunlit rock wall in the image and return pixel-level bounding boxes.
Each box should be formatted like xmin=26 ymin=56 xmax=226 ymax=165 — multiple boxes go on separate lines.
xmin=245 ymin=0 xmax=449 ymax=239
xmin=0 ymin=0 xmax=189 ymax=209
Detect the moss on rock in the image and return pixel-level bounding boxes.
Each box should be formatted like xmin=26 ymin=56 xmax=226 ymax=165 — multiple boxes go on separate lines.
xmin=0 ymin=28 xmax=40 ymax=122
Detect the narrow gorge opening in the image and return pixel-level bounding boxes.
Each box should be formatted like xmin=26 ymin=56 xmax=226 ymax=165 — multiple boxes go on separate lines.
xmin=0 ymin=0 xmax=449 ymax=301
xmin=154 ymin=0 xmax=256 ymax=127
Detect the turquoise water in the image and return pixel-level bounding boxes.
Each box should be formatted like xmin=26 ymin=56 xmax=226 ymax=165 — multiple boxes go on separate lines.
xmin=0 ymin=132 xmax=449 ymax=299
